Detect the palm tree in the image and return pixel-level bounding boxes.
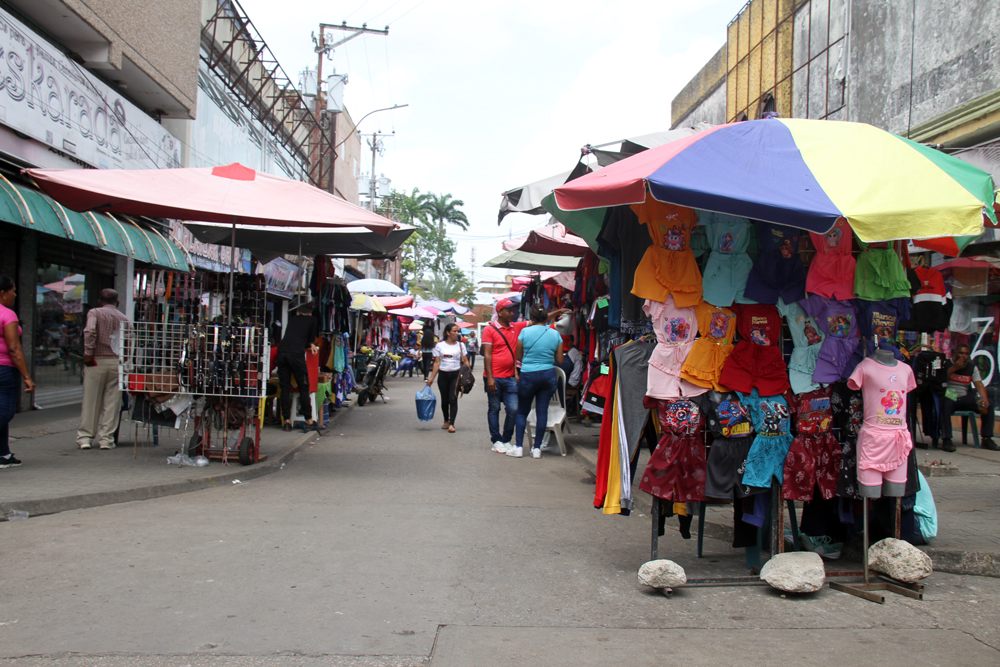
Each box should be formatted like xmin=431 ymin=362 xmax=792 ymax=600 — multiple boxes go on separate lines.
xmin=421 ymin=193 xmax=469 ymax=234
xmin=412 ymin=270 xmax=475 ymax=305
xmin=379 ymin=188 xmax=431 ymax=226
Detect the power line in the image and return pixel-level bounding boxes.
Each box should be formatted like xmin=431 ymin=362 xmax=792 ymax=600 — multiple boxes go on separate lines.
xmin=366 ymin=0 xmax=408 ymax=23
xmin=343 ymin=0 xmax=372 ymax=20
xmin=387 ymin=0 xmax=432 ymax=25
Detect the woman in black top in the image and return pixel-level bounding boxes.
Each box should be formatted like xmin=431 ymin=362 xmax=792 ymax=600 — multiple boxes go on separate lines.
xmin=420 ymin=324 xmax=435 ymax=380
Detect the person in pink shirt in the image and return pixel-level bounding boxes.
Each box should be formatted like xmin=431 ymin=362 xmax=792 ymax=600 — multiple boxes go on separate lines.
xmin=1 ymin=275 xmax=35 ymax=468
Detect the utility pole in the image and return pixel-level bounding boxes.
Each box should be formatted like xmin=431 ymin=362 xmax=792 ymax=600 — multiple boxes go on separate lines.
xmin=312 ymin=21 xmax=388 ymax=194
xmin=368 ymin=131 xmax=381 ymax=212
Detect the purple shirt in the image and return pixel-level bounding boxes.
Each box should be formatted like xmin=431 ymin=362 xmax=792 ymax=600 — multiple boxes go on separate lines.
xmin=800 ymin=295 xmax=859 ymax=383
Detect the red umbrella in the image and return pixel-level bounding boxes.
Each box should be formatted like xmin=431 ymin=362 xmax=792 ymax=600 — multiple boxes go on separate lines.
xmin=25 ymin=162 xmax=395 ymax=235
xmin=376 ymin=295 xmax=414 ymax=309
xmin=502 ymin=222 xmax=589 ymax=256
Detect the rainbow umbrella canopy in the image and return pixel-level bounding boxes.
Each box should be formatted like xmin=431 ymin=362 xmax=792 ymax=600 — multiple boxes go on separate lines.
xmin=552 ymin=118 xmax=997 ymax=243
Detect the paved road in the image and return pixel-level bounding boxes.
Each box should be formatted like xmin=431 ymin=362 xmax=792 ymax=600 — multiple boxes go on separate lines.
xmin=2 ymin=374 xmax=998 ymax=666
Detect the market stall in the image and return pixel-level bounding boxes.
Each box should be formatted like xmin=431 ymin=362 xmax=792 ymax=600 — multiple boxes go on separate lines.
xmin=500 ymin=117 xmax=998 ymax=600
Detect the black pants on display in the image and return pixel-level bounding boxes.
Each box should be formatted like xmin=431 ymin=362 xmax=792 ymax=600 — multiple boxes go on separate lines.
xmin=437 ymin=369 xmax=460 ymax=424
xmin=277 ymin=351 xmax=311 ymax=422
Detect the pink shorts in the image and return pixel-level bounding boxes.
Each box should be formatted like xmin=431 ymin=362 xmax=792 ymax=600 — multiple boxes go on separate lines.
xmin=857 ymin=462 xmax=907 ymax=487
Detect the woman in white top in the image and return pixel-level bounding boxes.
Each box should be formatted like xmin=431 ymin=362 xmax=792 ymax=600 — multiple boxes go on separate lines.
xmin=426 ymin=323 xmax=470 ymax=433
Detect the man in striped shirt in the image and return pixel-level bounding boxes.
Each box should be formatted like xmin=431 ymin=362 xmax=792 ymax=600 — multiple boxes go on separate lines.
xmin=77 ymin=289 xmax=130 ymax=450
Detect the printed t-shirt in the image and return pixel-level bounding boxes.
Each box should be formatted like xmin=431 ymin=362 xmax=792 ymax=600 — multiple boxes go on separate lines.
xmin=738 ymin=389 xmax=794 ymax=487
xmin=681 ymin=301 xmax=736 ymax=391
xmin=853 ymin=298 xmax=911 ymax=348
xmin=481 ymin=321 xmax=528 ymax=378
xmin=789 ymin=386 xmax=833 ymax=434
xmin=800 ymin=294 xmax=859 ymax=383
xmin=806 ymin=218 xmax=856 ymax=300
xmin=518 ymin=325 xmax=562 ymax=373
xmin=847 ymin=358 xmax=916 ymax=473
xmin=630 ymin=200 xmax=702 ymax=308
xmin=0 ymin=303 xmax=20 ymax=367
xmin=694 ymin=390 xmax=754 ymax=439
xmin=432 ymin=341 xmax=465 ymax=372
xmin=946 ymin=362 xmax=981 ymax=399
xmin=644 ymin=297 xmax=707 ymax=399
xmin=701 ymin=212 xmax=754 ymax=307
xmin=777 ymin=298 xmax=825 ymax=395
xmin=743 ymin=222 xmax=807 ymax=304
xmin=718 ymin=304 xmax=789 ymax=395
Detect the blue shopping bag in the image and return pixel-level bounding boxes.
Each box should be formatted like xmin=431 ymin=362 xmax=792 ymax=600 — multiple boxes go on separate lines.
xmin=415 ymin=384 xmax=437 ymax=422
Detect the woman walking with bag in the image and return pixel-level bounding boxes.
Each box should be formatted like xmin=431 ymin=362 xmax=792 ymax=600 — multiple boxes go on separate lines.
xmin=426 ymin=323 xmax=470 ymax=433
xmin=507 ymin=304 xmax=563 ymax=459
xmin=1 ymin=276 xmax=35 ymax=468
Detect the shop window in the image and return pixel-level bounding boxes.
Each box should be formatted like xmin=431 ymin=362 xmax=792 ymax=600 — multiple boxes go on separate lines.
xmin=35 ymin=264 xmax=90 ymax=388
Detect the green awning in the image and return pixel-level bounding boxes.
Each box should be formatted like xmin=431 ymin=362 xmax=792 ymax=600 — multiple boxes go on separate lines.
xmin=541 ymin=192 xmax=606 ymax=254
xmin=0 ymin=176 xmax=188 ymax=271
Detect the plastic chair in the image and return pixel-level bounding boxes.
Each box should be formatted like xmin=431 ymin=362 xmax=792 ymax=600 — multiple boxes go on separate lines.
xmin=526 ymin=367 xmax=570 ymax=456
xmin=955 ymin=410 xmax=981 ymax=448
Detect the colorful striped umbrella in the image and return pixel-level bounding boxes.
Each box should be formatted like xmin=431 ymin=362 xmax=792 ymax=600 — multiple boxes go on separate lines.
xmin=553 ymin=119 xmax=997 ymax=243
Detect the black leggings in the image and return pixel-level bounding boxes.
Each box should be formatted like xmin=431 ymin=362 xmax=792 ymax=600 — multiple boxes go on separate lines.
xmin=277 ymin=351 xmax=311 ymax=421
xmin=422 ymin=352 xmax=434 ymax=379
xmin=437 ymin=369 xmax=460 ymax=424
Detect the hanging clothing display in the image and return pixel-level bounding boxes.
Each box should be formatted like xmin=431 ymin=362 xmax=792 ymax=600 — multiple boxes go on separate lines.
xmin=700 ymin=212 xmax=754 ymax=307
xmin=630 ymin=200 xmax=702 ymax=308
xmin=644 ymin=296 xmax=707 ymax=399
xmin=597 ymin=205 xmax=653 ymax=333
xmin=847 ymin=357 xmax=916 ymax=495
xmin=854 ymin=241 xmax=911 ymax=301
xmin=777 ymin=298 xmax=825 ymax=395
xmin=783 ymin=387 xmax=841 ymax=501
xmin=800 ymin=295 xmax=859 ymax=383
xmin=639 ymin=398 xmax=707 ymax=503
xmin=695 ymin=390 xmax=755 ymax=500
xmin=900 ymin=265 xmax=952 ymax=332
xmin=806 ymin=218 xmax=856 ymax=301
xmin=738 ymin=388 xmax=794 ymax=488
xmin=681 ymin=301 xmax=736 ymax=391
xmin=743 ymin=222 xmax=807 ymax=304
xmin=719 ymin=303 xmax=789 ymax=395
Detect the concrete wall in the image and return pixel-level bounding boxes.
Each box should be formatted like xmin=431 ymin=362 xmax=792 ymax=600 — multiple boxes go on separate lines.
xmin=849 ymin=0 xmax=1000 ymax=143
xmin=335 ymin=109 xmax=362 ymax=205
xmin=671 ymin=47 xmax=727 ymax=128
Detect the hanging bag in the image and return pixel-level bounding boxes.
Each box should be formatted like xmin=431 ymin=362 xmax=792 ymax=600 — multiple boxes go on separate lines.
xmin=459 ymin=363 xmax=476 ymax=396
xmin=415 ymin=384 xmax=437 ymax=422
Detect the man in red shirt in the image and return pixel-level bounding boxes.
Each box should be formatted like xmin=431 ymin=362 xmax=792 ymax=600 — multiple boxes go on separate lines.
xmin=482 ymin=298 xmax=526 ymax=452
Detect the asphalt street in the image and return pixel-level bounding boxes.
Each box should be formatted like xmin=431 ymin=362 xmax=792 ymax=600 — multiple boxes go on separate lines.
xmin=2 ymin=374 xmax=999 ymax=666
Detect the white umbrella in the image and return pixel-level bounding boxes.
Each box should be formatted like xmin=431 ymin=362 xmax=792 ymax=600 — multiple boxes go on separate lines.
xmin=348 ymin=278 xmax=405 ymax=296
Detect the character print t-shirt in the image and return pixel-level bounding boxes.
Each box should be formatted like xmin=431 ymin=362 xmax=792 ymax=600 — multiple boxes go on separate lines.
xmin=846 ymin=358 xmax=916 ymax=430
xmin=701 ymin=211 xmax=751 ymax=255
xmin=694 ymin=390 xmax=754 ymax=439
xmin=644 ymin=297 xmax=697 ymax=347
xmin=694 ymin=301 xmax=736 ymax=345
xmin=739 ymin=388 xmax=791 ymax=438
xmin=733 ymin=304 xmax=782 ymax=347
xmin=646 ymin=397 xmax=704 ymax=437
xmin=777 ymin=298 xmax=824 ymax=349
xmin=758 ymin=222 xmax=802 ymax=261
xmin=800 ymin=294 xmax=857 ymax=341
xmin=630 ymin=200 xmax=698 ymax=251
xmin=790 ymin=386 xmax=834 ymax=434
xmin=853 ymin=298 xmax=911 ymax=348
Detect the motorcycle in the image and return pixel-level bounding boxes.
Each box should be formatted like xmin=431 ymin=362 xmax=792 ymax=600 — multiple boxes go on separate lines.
xmin=355 ymin=346 xmax=401 ymax=406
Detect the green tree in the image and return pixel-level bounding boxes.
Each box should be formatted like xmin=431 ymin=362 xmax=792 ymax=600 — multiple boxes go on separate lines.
xmin=412 ymin=269 xmax=475 ymax=307
xmin=421 ymin=192 xmax=469 ymax=234
xmin=379 ymin=187 xmax=431 ymax=226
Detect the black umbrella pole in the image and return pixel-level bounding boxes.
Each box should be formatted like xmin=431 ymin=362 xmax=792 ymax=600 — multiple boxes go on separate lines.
xmin=228 ymin=221 xmax=235 ymax=325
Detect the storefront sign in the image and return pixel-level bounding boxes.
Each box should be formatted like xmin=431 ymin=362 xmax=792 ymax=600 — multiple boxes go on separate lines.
xmin=0 ymin=7 xmax=181 ymax=170
xmin=167 ymin=221 xmax=249 ymax=273
xmin=261 ymin=257 xmax=301 ymax=299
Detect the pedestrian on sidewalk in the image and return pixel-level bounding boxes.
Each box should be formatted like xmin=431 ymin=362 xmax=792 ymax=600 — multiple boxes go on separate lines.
xmin=482 ymin=298 xmax=526 ymax=452
xmin=465 ymin=334 xmax=478 ymax=372
xmin=507 ymin=304 xmax=564 ymax=459
xmin=77 ymin=289 xmax=130 ymax=451
xmin=1 ymin=276 xmax=34 ymax=468
xmin=425 ymin=322 xmax=469 ymax=433
xmin=939 ymin=344 xmax=997 ymax=451
xmin=277 ymin=302 xmax=323 ymax=433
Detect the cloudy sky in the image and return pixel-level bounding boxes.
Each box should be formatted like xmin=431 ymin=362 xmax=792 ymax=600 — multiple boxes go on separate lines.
xmin=238 ymin=0 xmax=748 ymax=291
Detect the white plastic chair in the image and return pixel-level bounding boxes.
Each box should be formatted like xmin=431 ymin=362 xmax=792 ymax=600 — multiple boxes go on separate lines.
xmin=526 ymin=367 xmax=570 ymax=456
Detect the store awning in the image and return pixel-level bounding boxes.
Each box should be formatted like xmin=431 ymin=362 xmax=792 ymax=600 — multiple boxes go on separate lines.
xmin=483 ymin=249 xmax=582 ymax=271
xmin=0 ymin=177 xmax=188 ymax=271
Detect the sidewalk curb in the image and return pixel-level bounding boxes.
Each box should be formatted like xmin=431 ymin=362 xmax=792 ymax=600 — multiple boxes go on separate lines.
xmin=565 ymin=441 xmax=1000 ymax=578
xmin=2 ymin=402 xmax=354 ymax=519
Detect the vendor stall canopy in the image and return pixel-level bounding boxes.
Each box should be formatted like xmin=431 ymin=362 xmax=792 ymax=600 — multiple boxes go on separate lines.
xmin=0 ymin=177 xmax=187 ymax=271
xmin=552 ymin=118 xmax=997 ymax=243
xmin=483 ymin=249 xmax=583 ymax=271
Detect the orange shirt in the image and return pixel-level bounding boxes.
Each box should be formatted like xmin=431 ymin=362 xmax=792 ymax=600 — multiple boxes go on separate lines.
xmin=630 ymin=200 xmax=698 ymax=251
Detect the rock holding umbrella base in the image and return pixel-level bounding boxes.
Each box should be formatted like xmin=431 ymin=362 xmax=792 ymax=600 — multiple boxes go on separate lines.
xmin=638 ymin=560 xmax=687 ymax=590
xmin=868 ymin=538 xmax=933 ymax=583
xmin=759 ymin=552 xmax=826 ymax=593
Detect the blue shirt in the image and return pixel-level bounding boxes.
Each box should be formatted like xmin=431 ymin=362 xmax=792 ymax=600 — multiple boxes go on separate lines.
xmin=518 ymin=325 xmax=561 ymax=373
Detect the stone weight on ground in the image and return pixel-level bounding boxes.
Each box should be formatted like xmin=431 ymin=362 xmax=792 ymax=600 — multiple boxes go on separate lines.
xmin=759 ymin=552 xmax=826 ymax=593
xmin=868 ymin=538 xmax=933 ymax=583
xmin=638 ymin=559 xmax=687 ymax=589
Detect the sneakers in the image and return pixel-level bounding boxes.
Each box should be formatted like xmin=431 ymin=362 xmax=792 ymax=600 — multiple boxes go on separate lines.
xmin=491 ymin=441 xmax=510 ymax=453
xmin=800 ymin=534 xmax=843 ymax=560
xmin=99 ymin=443 xmax=115 ymax=450
xmin=79 ymin=442 xmax=92 ymax=450
xmin=539 ymin=432 xmax=553 ymax=451
xmin=982 ymin=438 xmax=1000 ymax=451
xmin=530 ymin=448 xmax=541 ymax=459
xmin=505 ymin=446 xmax=523 ymax=458
xmin=282 ymin=423 xmax=293 ymax=432
xmin=0 ymin=454 xmax=22 ymax=468
xmin=941 ymin=438 xmax=956 ymax=452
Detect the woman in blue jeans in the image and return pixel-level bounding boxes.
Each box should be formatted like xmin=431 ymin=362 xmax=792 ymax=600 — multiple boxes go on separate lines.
xmin=1 ymin=276 xmax=35 ymax=469
xmin=507 ymin=304 xmax=564 ymax=459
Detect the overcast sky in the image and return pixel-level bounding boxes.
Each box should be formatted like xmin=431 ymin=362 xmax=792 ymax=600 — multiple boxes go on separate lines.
xmin=237 ymin=0 xmax=748 ymax=293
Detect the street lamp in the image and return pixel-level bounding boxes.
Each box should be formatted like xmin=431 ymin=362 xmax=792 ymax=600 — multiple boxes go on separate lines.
xmin=335 ymin=103 xmax=409 ymax=151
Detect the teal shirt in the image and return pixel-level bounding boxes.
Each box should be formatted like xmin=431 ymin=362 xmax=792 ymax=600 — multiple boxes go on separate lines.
xmin=518 ymin=325 xmax=561 ymax=373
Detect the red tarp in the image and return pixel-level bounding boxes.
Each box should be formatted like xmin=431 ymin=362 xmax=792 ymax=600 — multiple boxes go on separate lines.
xmin=502 ymin=222 xmax=589 ymax=256
xmin=376 ymin=295 xmax=414 ymax=309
